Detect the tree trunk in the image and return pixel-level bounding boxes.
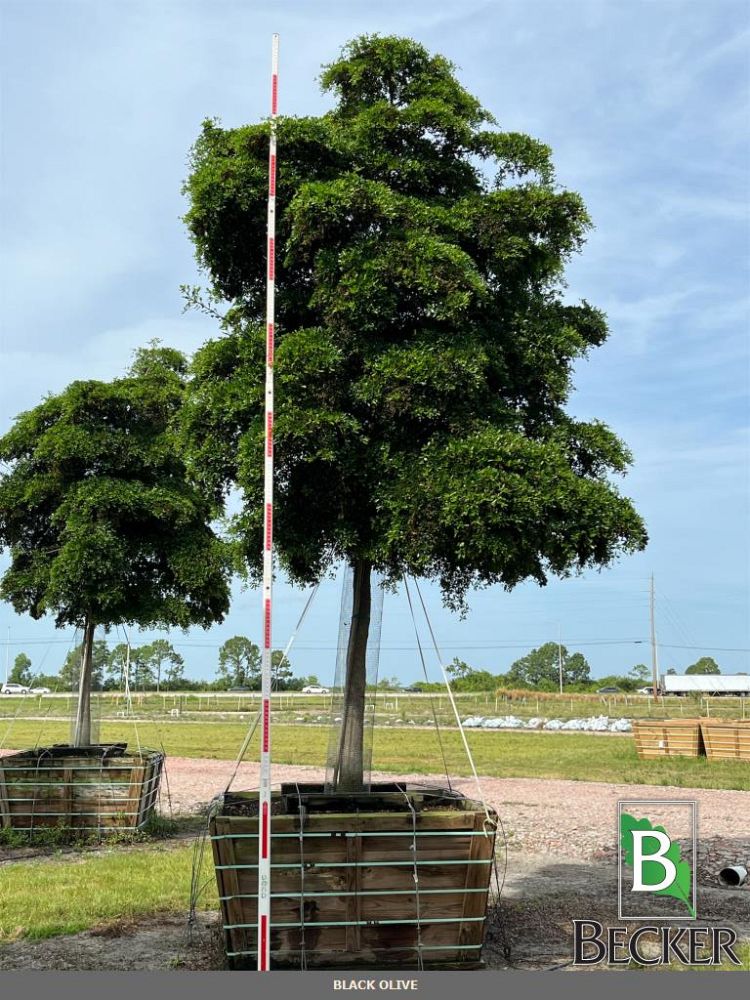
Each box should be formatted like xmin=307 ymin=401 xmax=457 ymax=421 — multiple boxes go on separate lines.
xmin=334 ymin=559 xmax=372 ymax=792
xmin=73 ymin=619 xmax=95 ymax=747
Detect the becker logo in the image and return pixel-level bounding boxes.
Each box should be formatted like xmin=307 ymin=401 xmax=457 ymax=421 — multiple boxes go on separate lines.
xmin=618 ymin=801 xmax=696 ymax=919
xmin=572 ymin=800 xmax=742 ymax=967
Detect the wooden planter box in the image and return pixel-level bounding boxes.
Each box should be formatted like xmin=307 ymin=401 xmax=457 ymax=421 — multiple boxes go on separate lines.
xmin=0 ymin=744 xmax=164 ymax=833
xmin=210 ymin=783 xmax=498 ymax=969
xmin=700 ymin=721 xmax=750 ymax=761
xmin=632 ymin=719 xmax=705 ymax=758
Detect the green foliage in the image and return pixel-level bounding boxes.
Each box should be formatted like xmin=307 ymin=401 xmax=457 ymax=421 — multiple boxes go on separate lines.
xmin=141 ymin=639 xmax=185 ymax=690
xmin=685 ymin=656 xmax=720 ymax=675
xmin=9 ymin=652 xmax=32 ymax=686
xmin=217 ymin=635 xmax=261 ymax=688
xmin=0 ymin=345 xmax=231 ymax=633
xmin=59 ymin=640 xmax=110 ymax=691
xmin=271 ymin=648 xmax=294 ymax=689
xmin=507 ymin=642 xmax=591 ymax=688
xmin=182 ymin=33 xmax=647 ymax=610
xmin=620 ymin=812 xmax=695 ymax=916
xmin=445 ymin=659 xmax=500 ymax=691
xmin=215 ymin=637 xmax=294 ymax=690
xmin=628 ymin=663 xmax=650 ymax=684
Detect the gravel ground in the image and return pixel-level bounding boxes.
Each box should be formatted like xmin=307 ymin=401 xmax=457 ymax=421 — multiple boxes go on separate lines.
xmin=161 ymin=756 xmax=750 ymax=860
xmin=1 ymin=755 xmax=748 ymax=971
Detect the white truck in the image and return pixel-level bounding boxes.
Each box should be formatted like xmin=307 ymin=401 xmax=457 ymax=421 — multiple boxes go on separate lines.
xmin=661 ymin=674 xmax=750 ymax=697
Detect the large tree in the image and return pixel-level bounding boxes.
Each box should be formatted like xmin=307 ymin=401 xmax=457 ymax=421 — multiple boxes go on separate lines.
xmin=507 ymin=642 xmax=591 ymax=689
xmin=0 ymin=346 xmax=231 ymax=745
xmin=182 ymin=35 xmax=647 ymax=789
xmin=685 ymin=657 xmax=720 ymax=675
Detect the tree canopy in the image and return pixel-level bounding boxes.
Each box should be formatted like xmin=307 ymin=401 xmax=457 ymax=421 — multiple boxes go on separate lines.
xmin=685 ymin=656 xmax=720 ymax=675
xmin=182 ymin=33 xmax=647 ymax=614
xmin=9 ymin=652 xmax=32 ymax=686
xmin=217 ymin=636 xmax=261 ymax=688
xmin=0 ymin=346 xmax=231 ymax=632
xmin=507 ymin=642 xmax=591 ymax=689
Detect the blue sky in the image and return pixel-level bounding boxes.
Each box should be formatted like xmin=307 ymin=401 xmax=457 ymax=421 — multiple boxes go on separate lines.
xmin=1 ymin=0 xmax=748 ymax=685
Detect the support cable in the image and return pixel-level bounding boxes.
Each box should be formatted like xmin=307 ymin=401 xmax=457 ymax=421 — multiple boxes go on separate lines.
xmin=411 ymin=578 xmax=492 ymax=827
xmin=403 ymin=578 xmax=452 ymax=792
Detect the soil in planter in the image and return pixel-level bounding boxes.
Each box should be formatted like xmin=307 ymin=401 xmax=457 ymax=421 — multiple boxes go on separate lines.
xmin=220 ymin=783 xmax=473 ymax=818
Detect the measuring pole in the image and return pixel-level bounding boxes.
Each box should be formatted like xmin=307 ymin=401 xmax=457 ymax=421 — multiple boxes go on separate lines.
xmin=258 ymin=32 xmax=279 ymax=974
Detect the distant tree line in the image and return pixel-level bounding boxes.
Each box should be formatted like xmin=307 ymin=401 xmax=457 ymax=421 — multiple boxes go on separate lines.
xmin=406 ymin=646 xmax=725 ymax=693
xmin=8 ymin=635 xmax=317 ymax=692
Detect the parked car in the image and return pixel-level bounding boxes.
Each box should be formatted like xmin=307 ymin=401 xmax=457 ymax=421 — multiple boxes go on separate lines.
xmin=228 ymin=686 xmax=251 ymax=693
xmin=596 ymin=685 xmax=622 ymax=694
xmin=302 ymin=684 xmax=331 ymax=694
xmin=1 ymin=682 xmax=30 ymax=695
xmin=30 ymin=686 xmax=52 ymax=695
xmin=636 ymin=686 xmax=654 ymax=695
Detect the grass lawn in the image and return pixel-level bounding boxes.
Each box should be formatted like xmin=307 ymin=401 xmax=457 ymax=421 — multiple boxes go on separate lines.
xmin=1 ymin=719 xmax=748 ymax=790
xmin=0 ymin=843 xmax=217 ymax=940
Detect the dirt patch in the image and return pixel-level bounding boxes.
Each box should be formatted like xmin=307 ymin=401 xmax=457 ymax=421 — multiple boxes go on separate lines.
xmin=0 ymin=913 xmax=224 ymax=971
xmin=486 ymin=852 xmax=750 ymax=969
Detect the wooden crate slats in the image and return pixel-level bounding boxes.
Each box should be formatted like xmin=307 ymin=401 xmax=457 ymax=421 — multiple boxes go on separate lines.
xmin=634 ymin=719 xmax=750 ymax=760
xmin=0 ymin=748 xmax=163 ymax=831
xmin=701 ymin=721 xmax=750 ymax=760
xmin=458 ymin=810 xmax=493 ymax=957
xmin=632 ymin=720 xmax=704 ymax=758
xmin=210 ymin=793 xmax=497 ymax=969
xmin=0 ymin=766 xmax=9 ymax=828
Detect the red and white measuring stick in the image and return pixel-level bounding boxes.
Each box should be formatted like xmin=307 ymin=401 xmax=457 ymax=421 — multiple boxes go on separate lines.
xmin=258 ymin=31 xmax=279 ymax=974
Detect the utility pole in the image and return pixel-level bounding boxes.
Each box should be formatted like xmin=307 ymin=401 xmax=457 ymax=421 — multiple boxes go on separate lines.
xmin=4 ymin=626 xmax=9 ymax=685
xmin=557 ymin=622 xmax=564 ymax=694
xmin=650 ymin=574 xmax=659 ymax=698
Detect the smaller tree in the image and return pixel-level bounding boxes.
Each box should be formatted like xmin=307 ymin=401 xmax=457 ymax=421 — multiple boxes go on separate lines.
xmin=0 ymin=345 xmax=231 ymax=744
xmin=628 ymin=663 xmax=650 ymax=684
xmin=130 ymin=647 xmax=156 ymax=690
xmin=217 ymin=636 xmax=261 ymax=688
xmin=446 ymin=658 xmax=473 ymax=682
xmin=9 ymin=652 xmax=32 ymax=686
xmin=60 ymin=640 xmax=109 ymax=691
xmin=105 ymin=643 xmax=130 ymax=690
xmin=685 ymin=657 xmax=720 ymax=675
xmin=271 ymin=649 xmax=293 ymax=690
xmin=376 ymin=676 xmax=401 ymax=691
xmin=163 ymin=650 xmax=186 ymax=689
xmin=142 ymin=639 xmax=184 ymax=692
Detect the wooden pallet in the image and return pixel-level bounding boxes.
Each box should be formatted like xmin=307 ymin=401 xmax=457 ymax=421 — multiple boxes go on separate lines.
xmin=632 ymin=719 xmax=705 ymax=758
xmin=210 ymin=784 xmax=497 ymax=969
xmin=700 ymin=721 xmax=750 ymax=761
xmin=0 ymin=744 xmax=164 ymax=832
